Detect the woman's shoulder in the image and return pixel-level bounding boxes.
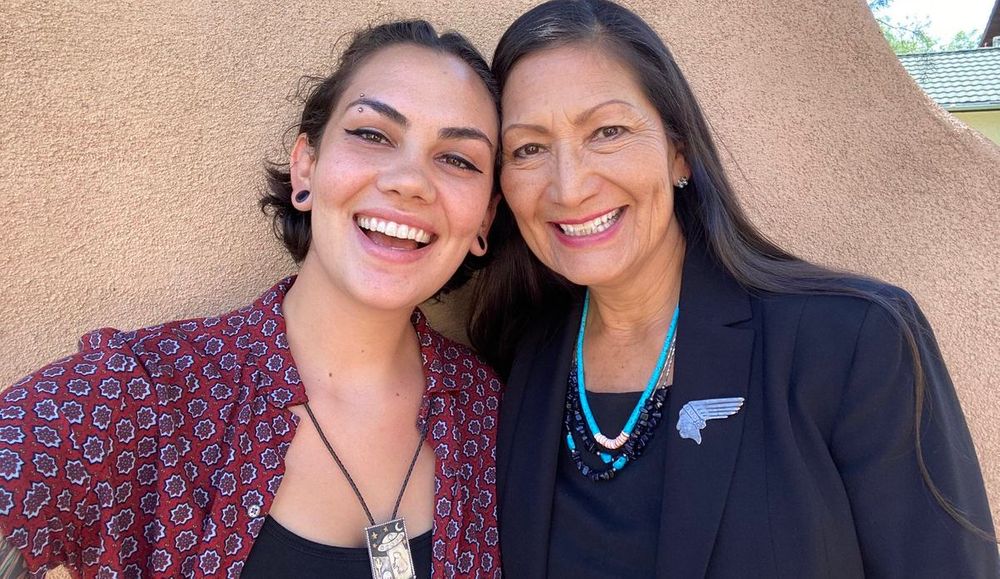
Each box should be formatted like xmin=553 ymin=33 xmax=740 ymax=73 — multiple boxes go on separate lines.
xmin=754 ymin=278 xmax=920 ymax=340
xmin=5 ymin=323 xmax=202 ymax=424
xmin=7 ymin=281 xmax=292 ymax=402
xmin=7 ymin=321 xmax=188 ymax=401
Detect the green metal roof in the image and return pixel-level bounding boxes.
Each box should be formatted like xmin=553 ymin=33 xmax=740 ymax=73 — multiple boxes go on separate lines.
xmin=898 ymin=47 xmax=1000 ymax=111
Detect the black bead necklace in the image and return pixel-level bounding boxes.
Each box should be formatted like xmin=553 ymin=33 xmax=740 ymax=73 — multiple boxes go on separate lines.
xmin=563 ymin=338 xmax=675 ymax=482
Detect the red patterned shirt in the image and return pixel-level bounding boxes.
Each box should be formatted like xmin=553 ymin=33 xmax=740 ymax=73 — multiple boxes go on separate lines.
xmin=0 ymin=278 xmax=502 ymax=578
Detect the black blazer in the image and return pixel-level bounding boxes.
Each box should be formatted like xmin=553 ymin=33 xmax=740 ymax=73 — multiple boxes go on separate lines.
xmin=497 ymin=247 xmax=998 ymax=578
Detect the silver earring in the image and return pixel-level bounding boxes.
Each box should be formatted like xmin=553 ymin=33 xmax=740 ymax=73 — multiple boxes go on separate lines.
xmin=675 ymin=176 xmax=689 ymax=189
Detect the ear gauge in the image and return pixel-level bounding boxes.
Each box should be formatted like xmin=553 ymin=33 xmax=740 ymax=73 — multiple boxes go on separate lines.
xmin=294 ymin=190 xmax=311 ymax=203
xmin=476 ymin=235 xmax=488 ymax=252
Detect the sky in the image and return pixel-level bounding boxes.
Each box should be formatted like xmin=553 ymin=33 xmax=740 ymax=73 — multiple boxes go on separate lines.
xmin=881 ymin=0 xmax=996 ymax=41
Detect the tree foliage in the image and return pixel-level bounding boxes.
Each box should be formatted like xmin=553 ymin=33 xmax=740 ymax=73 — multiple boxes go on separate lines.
xmin=868 ymin=0 xmax=981 ymax=54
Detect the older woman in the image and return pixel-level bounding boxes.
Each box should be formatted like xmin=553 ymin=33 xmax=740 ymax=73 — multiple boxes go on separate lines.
xmin=471 ymin=0 xmax=998 ymax=577
xmin=0 ymin=21 xmax=501 ymax=578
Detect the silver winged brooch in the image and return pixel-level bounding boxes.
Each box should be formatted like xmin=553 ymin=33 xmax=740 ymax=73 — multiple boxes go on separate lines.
xmin=676 ymin=397 xmax=745 ymax=444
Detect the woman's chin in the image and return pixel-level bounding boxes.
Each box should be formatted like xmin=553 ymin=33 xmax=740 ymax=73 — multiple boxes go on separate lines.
xmin=545 ymin=255 xmax=630 ymax=289
xmin=357 ymin=266 xmax=460 ymax=309
xmin=298 ymin=250 xmax=452 ymax=313
xmin=349 ymin=282 xmax=436 ymax=313
xmin=559 ymin=268 xmax=626 ymax=290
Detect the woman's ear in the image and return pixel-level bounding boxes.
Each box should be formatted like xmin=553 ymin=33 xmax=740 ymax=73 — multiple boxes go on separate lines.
xmin=290 ymin=133 xmax=316 ymax=211
xmin=470 ymin=195 xmax=501 ymax=257
xmin=669 ymin=143 xmax=691 ymax=187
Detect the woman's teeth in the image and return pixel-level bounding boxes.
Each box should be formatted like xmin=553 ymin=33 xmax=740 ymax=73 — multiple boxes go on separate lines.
xmin=557 ymin=208 xmax=623 ymax=237
xmin=356 ymin=216 xmax=432 ymax=244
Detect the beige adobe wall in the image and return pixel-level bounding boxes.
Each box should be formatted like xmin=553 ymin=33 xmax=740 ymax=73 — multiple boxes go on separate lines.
xmin=1 ymin=0 xmax=998 ymax=557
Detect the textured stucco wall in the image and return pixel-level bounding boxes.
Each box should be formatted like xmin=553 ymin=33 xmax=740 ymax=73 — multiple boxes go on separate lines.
xmin=954 ymin=110 xmax=1000 ymax=145
xmin=2 ymin=0 xmax=998 ymax=563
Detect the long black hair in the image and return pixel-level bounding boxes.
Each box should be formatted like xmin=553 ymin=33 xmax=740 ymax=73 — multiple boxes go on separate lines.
xmin=469 ymin=0 xmax=993 ymax=540
xmin=261 ymin=19 xmax=499 ymax=296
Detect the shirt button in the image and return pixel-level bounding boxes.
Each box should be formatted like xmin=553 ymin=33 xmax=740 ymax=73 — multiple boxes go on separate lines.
xmin=247 ymin=504 xmax=261 ymax=518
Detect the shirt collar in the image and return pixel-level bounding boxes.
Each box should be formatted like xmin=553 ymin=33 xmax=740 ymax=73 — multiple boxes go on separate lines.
xmin=411 ymin=307 xmax=465 ymax=396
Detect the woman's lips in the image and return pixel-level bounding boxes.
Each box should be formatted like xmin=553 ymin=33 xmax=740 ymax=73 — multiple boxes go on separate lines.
xmin=355 ymin=214 xmax=435 ymax=250
xmin=551 ymin=207 xmax=625 ymax=238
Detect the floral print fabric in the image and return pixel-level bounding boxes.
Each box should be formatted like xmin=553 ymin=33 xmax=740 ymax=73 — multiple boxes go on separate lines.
xmin=0 ymin=278 xmax=502 ymax=578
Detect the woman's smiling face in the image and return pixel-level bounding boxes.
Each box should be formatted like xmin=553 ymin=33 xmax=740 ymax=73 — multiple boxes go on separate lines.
xmin=290 ymin=44 xmax=498 ymax=311
xmin=500 ymin=43 xmax=688 ymax=290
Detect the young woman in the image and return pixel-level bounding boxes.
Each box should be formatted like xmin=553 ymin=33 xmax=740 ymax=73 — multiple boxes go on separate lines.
xmin=472 ymin=1 xmax=998 ymax=577
xmin=0 ymin=20 xmax=502 ymax=578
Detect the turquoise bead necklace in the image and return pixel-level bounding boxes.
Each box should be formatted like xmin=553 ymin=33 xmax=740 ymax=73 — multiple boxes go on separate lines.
xmin=569 ymin=290 xmax=680 ymax=473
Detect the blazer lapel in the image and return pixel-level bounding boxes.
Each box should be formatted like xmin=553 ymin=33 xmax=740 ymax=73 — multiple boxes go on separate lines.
xmin=497 ymin=303 xmax=579 ymax=578
xmin=655 ymin=247 xmax=755 ymax=578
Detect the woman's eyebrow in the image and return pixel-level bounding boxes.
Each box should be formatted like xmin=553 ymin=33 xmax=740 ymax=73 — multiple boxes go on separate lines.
xmin=502 ymin=123 xmax=547 ymax=139
xmin=346 ymin=97 xmax=408 ymax=126
xmin=501 ymin=99 xmax=636 ymax=139
xmin=573 ymin=99 xmax=633 ymax=124
xmin=440 ymin=127 xmax=495 ymax=149
xmin=345 ymin=98 xmax=492 ymax=148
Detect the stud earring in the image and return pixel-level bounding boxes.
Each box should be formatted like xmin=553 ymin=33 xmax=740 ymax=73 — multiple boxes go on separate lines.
xmin=675 ymin=176 xmax=689 ymax=189
xmin=477 ymin=235 xmax=488 ymax=252
xmin=294 ymin=190 xmax=310 ymax=203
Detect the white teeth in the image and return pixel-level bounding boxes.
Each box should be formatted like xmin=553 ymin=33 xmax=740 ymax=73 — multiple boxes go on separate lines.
xmin=356 ymin=216 xmax=432 ymax=244
xmin=557 ymin=208 xmax=623 ymax=237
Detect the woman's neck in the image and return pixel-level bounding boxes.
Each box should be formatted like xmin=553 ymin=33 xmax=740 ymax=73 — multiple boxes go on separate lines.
xmin=587 ymin=234 xmax=685 ymax=343
xmin=281 ymin=267 xmax=422 ymax=399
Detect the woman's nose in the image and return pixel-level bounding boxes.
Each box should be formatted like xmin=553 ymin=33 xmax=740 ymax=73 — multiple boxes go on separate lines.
xmin=549 ymin=145 xmax=593 ymax=206
xmin=375 ymin=155 xmax=435 ymax=203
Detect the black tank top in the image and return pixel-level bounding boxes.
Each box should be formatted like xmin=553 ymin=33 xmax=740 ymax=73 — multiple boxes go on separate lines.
xmin=547 ymin=390 xmax=669 ymax=578
xmin=241 ymin=515 xmax=433 ymax=578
